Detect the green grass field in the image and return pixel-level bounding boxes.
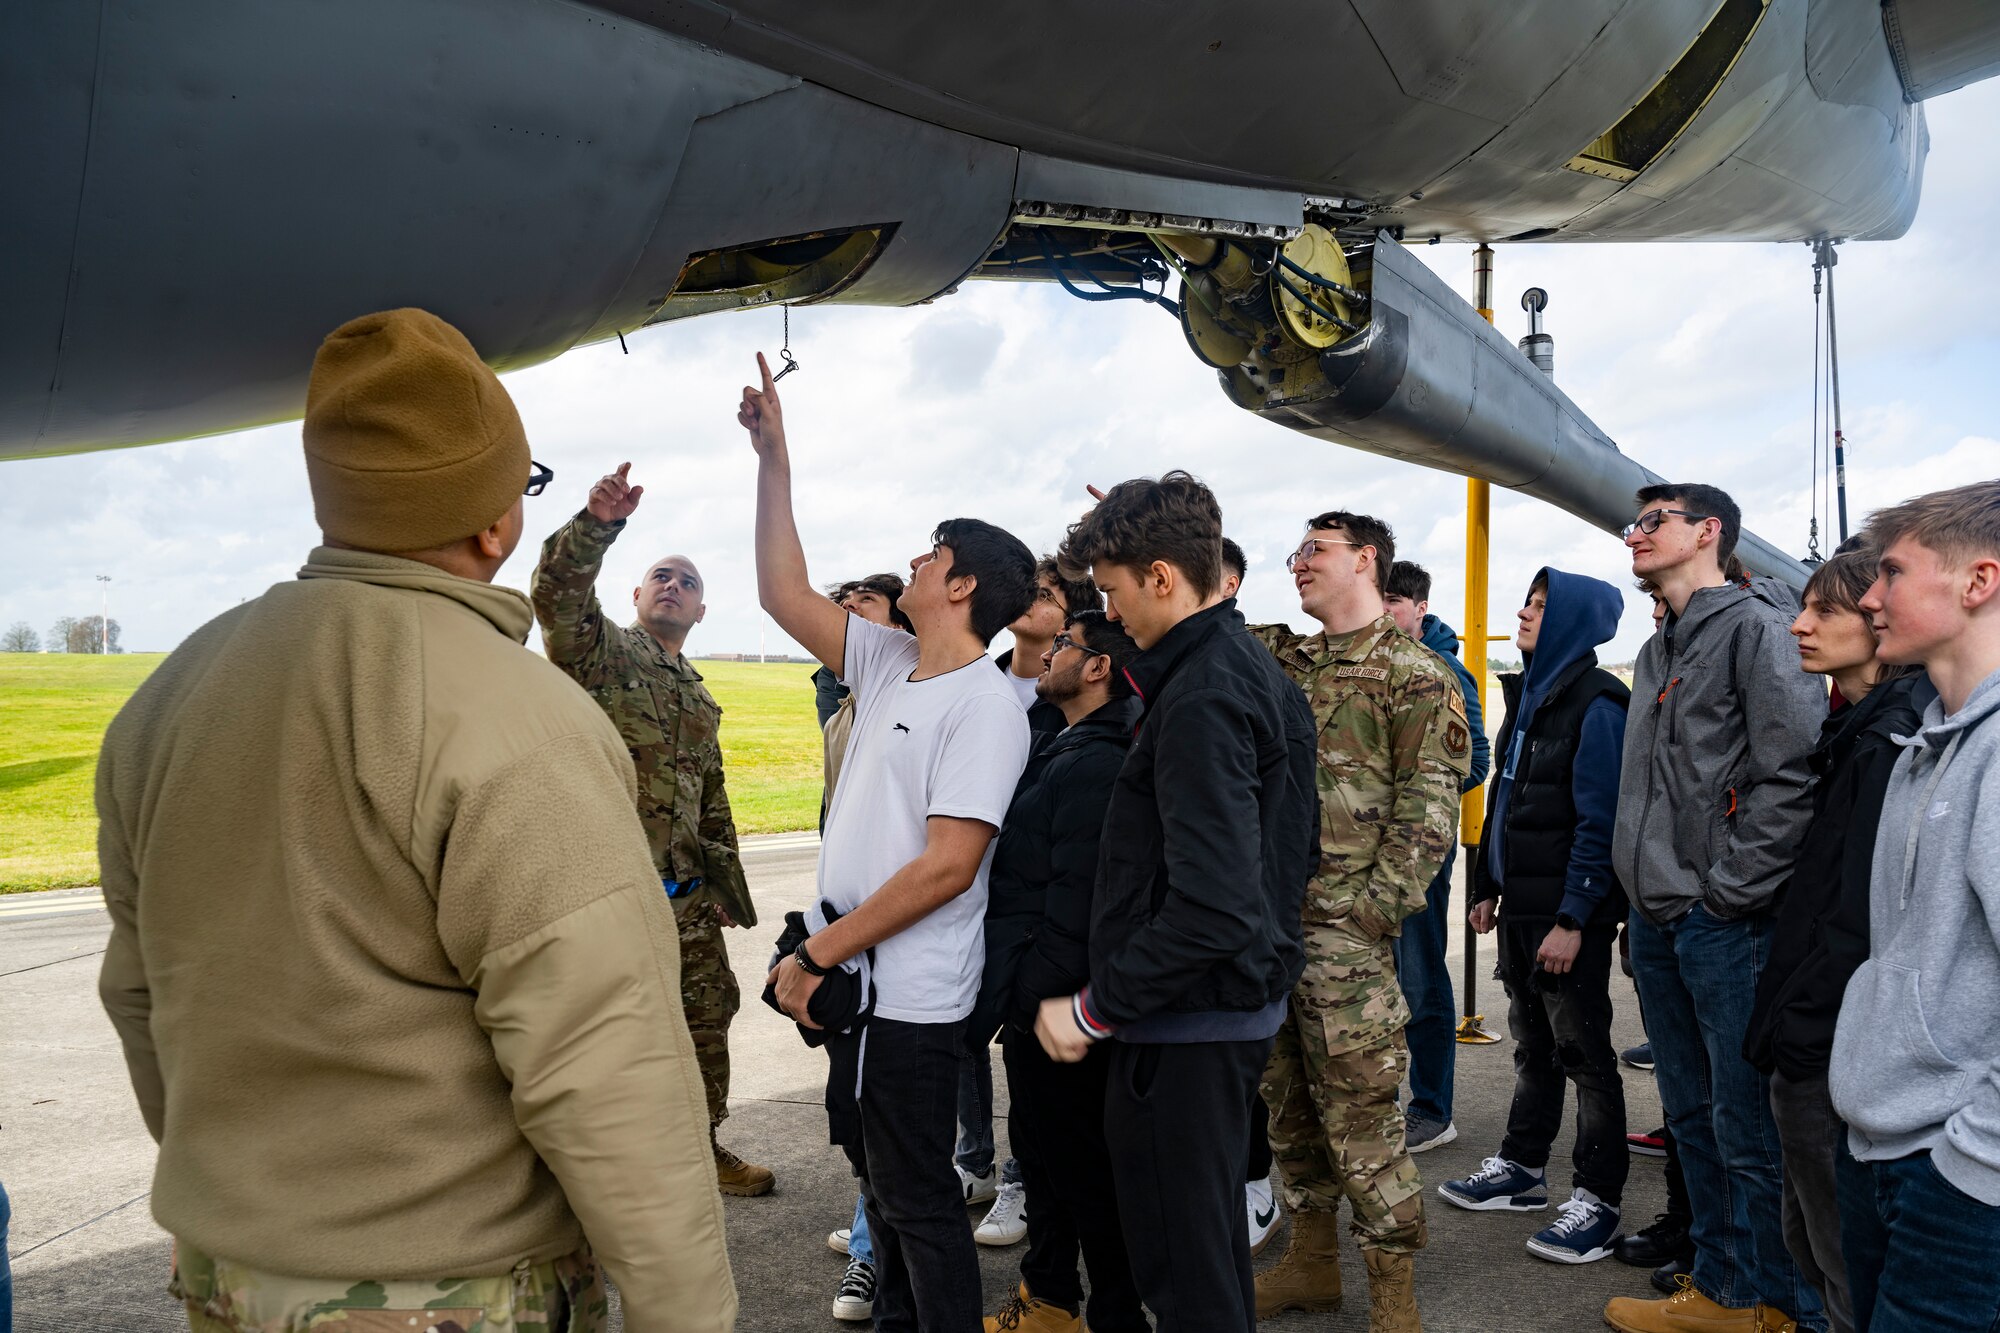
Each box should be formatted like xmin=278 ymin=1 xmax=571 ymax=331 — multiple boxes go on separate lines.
xmin=0 ymin=654 xmax=824 ymax=893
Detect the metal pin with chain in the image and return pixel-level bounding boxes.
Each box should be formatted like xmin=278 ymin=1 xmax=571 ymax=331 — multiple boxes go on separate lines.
xmin=774 ymin=306 xmax=800 ymax=381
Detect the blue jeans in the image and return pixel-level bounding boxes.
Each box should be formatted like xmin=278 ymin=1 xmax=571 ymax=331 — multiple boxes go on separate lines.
xmin=1392 ymin=846 xmax=1457 ymax=1124
xmin=1839 ymin=1150 xmax=2000 ymax=1333
xmin=849 ymin=1191 xmax=875 ymax=1266
xmin=957 ymin=1038 xmax=1021 ymax=1185
xmin=1629 ymin=905 xmax=1825 ymax=1329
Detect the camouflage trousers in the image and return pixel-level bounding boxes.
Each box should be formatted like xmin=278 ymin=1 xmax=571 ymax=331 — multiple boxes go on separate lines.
xmin=1260 ymin=920 xmax=1428 ymax=1255
xmin=172 ymin=1242 xmax=605 ymax=1332
xmin=675 ymin=900 xmax=738 ymax=1128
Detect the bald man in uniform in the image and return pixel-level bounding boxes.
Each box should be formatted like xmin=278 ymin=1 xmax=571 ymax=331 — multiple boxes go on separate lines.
xmin=532 ymin=462 xmax=772 ymax=1196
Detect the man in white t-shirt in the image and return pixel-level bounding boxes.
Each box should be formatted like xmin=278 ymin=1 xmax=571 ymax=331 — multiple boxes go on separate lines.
xmin=740 ymin=355 xmax=1036 ymax=1331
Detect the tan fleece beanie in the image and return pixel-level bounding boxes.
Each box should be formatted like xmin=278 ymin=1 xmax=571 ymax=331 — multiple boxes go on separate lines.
xmin=303 ymin=308 xmax=530 ymax=552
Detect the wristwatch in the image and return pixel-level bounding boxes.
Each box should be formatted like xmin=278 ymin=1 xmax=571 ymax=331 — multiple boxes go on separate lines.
xmin=1554 ymin=912 xmax=1584 ymax=932
xmin=793 ymin=941 xmax=831 ymax=977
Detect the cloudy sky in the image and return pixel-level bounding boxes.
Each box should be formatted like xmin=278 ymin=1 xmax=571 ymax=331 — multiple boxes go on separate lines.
xmin=4 ymin=81 xmax=1995 ymax=664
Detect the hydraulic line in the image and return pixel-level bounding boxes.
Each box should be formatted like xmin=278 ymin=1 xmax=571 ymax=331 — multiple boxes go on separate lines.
xmin=1034 ymin=230 xmax=1179 ymax=318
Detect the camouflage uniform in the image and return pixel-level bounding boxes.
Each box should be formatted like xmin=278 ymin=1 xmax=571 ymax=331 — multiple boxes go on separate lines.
xmin=173 ymin=1242 xmax=606 ymax=1332
xmin=531 ymin=513 xmax=754 ymax=1129
xmin=1250 ymin=615 xmax=1471 ymax=1254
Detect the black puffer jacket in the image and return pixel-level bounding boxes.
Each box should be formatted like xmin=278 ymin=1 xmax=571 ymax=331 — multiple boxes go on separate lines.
xmin=1743 ymin=674 xmax=1927 ymax=1081
xmin=970 ymin=696 xmax=1140 ymax=1043
xmin=1087 ymin=601 xmax=1317 ymax=1028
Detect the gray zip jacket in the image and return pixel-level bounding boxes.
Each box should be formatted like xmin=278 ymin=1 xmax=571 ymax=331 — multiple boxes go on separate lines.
xmin=1613 ymin=578 xmax=1826 ymax=925
xmin=1830 ymin=668 xmax=2000 ymax=1206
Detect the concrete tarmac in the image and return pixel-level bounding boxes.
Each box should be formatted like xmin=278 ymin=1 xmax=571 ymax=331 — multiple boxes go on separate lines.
xmin=2 ymin=834 xmax=1667 ymax=1331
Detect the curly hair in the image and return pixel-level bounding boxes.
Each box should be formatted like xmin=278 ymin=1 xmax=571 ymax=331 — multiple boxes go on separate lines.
xmin=1057 ymin=470 xmax=1223 ymax=598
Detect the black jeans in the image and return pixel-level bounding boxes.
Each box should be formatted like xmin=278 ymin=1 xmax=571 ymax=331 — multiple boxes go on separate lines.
xmin=1496 ymin=919 xmax=1628 ymax=1205
xmin=1001 ymin=1030 xmax=1147 ymax=1332
xmin=826 ymin=1017 xmax=983 ymax=1332
xmin=1103 ymin=1038 xmax=1271 ymax=1333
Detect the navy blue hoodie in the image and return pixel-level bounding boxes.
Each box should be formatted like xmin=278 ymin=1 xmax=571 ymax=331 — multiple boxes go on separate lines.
xmin=1482 ymin=569 xmax=1627 ymax=923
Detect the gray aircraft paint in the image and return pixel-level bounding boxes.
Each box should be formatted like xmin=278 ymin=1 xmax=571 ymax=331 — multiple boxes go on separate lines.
xmin=5 ymin=0 xmax=1996 ymax=579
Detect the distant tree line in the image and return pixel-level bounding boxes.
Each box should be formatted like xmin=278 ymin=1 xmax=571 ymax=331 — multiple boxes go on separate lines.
xmin=3 ymin=617 xmax=123 ymax=653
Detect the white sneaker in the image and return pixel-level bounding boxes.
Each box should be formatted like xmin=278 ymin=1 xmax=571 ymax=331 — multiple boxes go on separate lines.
xmin=831 ymin=1257 xmax=875 ymax=1321
xmin=1247 ymin=1177 xmax=1280 ymax=1256
xmin=975 ymin=1181 xmax=1028 ymax=1246
xmin=827 ymin=1227 xmax=851 ymax=1256
xmin=956 ymin=1163 xmax=999 ymax=1206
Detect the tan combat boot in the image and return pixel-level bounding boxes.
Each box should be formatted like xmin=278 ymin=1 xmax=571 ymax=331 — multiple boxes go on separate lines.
xmin=712 ymin=1134 xmax=774 ymax=1197
xmin=984 ymin=1281 xmax=1083 ymax=1333
xmin=1755 ymin=1306 xmax=1799 ymax=1333
xmin=1254 ymin=1208 xmax=1342 ymax=1319
xmin=1603 ymin=1274 xmax=1760 ymax=1332
xmin=1361 ymin=1246 xmax=1420 ymax=1333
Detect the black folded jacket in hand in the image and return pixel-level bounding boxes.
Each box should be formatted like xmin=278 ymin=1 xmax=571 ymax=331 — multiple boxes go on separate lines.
xmin=762 ymin=907 xmax=869 ymax=1047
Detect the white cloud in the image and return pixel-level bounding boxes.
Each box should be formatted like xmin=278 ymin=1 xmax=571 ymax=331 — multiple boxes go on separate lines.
xmin=4 ymin=84 xmax=1995 ymax=671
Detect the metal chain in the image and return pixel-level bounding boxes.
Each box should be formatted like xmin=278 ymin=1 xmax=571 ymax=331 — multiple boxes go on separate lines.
xmin=775 ymin=306 xmax=799 ymax=380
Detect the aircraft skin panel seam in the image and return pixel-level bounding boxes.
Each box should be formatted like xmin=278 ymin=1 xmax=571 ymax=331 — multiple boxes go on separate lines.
xmin=34 ymin=0 xmax=110 ymax=452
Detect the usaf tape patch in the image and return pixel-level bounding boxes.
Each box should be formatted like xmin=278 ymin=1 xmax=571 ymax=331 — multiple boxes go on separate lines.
xmin=1336 ymin=665 xmax=1389 ymax=680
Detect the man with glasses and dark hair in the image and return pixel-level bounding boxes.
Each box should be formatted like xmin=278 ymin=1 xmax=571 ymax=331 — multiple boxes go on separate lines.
xmin=973 ymin=609 xmax=1148 ymax=1332
xmin=1040 ymin=471 xmax=1316 ymax=1333
xmin=1249 ymin=511 xmax=1470 ymax=1332
xmin=1603 ymin=483 xmax=1827 ymax=1333
xmin=531 ymin=460 xmax=772 ymax=1199
xmin=741 ymin=355 xmax=1035 ymax=1332
xmin=962 ymin=556 xmax=1104 ymax=1247
xmin=95 ymin=308 xmax=735 ymax=1331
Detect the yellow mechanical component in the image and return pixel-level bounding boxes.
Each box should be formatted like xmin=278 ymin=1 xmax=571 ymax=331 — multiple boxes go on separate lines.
xmin=1179 ymin=280 xmax=1253 ymax=368
xmin=1270 ymin=223 xmax=1353 ymax=349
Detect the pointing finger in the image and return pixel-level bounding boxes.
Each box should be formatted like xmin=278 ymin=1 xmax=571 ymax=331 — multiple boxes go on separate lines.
xmin=615 ymin=462 xmax=631 ymax=481
xmin=757 ymin=351 xmax=774 ymax=394
xmin=1086 ymin=485 xmax=1107 ymax=502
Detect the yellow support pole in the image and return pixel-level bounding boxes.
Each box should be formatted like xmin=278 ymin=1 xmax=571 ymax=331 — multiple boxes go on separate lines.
xmin=1459 ymin=245 xmax=1503 ymax=1044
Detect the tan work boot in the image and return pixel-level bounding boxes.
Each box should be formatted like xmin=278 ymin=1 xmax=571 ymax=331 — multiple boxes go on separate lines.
xmin=1254 ymin=1209 xmax=1342 ymax=1319
xmin=1603 ymin=1274 xmax=1760 ymax=1332
xmin=1361 ymin=1246 xmax=1421 ymax=1333
xmin=1755 ymin=1306 xmax=1799 ymax=1333
xmin=984 ymin=1281 xmax=1082 ymax=1333
xmin=712 ymin=1136 xmax=774 ymax=1197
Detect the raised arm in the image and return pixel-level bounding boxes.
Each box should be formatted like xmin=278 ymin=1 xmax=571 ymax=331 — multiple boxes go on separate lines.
xmin=740 ymin=353 xmax=848 ymax=670
xmin=530 ymin=463 xmax=643 ymax=682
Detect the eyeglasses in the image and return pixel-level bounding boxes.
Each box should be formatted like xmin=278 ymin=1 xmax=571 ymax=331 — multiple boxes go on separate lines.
xmin=1284 ymin=538 xmax=1366 ymax=572
xmin=525 ymin=460 xmax=554 ymax=497
xmin=1623 ymin=508 xmax=1710 ymax=539
xmin=1050 ymin=633 xmax=1102 ymax=658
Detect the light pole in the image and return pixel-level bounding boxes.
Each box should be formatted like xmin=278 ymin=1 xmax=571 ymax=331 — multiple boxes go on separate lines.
xmin=96 ymin=575 xmax=111 ymax=654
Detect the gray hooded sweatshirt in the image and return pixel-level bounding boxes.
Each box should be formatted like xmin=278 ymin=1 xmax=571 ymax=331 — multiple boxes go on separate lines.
xmin=1830 ymin=668 xmax=2000 ymax=1206
xmin=1613 ymin=577 xmax=1827 ymax=925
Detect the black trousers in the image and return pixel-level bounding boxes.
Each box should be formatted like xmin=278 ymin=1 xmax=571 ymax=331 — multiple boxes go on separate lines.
xmin=1001 ymin=1030 xmax=1147 ymax=1332
xmin=1496 ymin=919 xmax=1629 ymax=1206
xmin=1103 ymin=1038 xmax=1272 ymax=1333
xmin=826 ymin=1017 xmax=983 ymax=1332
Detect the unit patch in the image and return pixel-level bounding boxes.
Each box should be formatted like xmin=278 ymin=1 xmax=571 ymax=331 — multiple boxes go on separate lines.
xmin=1444 ymin=719 xmax=1470 ymax=759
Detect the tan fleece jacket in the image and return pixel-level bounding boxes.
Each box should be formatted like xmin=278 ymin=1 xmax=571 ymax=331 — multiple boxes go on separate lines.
xmin=95 ymin=547 xmax=735 ymax=1331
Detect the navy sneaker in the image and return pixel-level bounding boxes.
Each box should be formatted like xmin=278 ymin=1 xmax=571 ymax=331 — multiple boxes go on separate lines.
xmin=1526 ymin=1189 xmax=1621 ymax=1264
xmin=1620 ymin=1041 xmax=1655 ymax=1071
xmin=1437 ymin=1157 xmax=1548 ymax=1211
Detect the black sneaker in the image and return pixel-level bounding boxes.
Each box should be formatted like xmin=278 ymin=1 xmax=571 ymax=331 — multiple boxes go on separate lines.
xmin=1619 ymin=1041 xmax=1655 ymax=1071
xmin=1626 ymin=1127 xmax=1667 ymax=1157
xmin=1650 ymin=1252 xmax=1694 ymax=1296
xmin=832 ymin=1258 xmax=875 ymax=1322
xmin=1614 ymin=1213 xmax=1692 ymax=1267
